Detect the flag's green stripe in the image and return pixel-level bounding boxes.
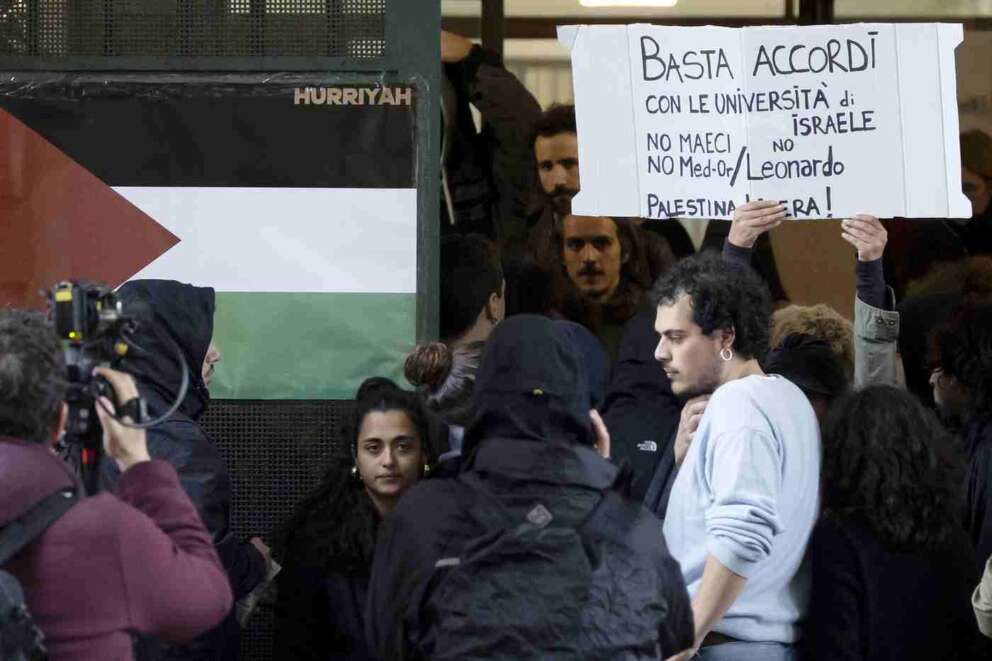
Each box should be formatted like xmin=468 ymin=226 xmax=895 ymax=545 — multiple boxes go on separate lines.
xmin=210 ymin=292 xmax=415 ymax=400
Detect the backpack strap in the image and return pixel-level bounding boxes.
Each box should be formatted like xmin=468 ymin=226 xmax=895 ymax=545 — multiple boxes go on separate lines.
xmin=0 ymin=487 xmax=80 ymax=567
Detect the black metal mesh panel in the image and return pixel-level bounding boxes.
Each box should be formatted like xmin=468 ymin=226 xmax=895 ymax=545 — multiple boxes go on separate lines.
xmin=0 ymin=0 xmax=385 ymax=57
xmin=200 ymin=399 xmax=355 ymax=661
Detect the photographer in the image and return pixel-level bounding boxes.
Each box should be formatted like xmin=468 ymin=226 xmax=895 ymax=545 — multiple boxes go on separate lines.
xmin=0 ymin=309 xmax=232 ymax=659
xmin=99 ymin=280 xmax=269 ymax=661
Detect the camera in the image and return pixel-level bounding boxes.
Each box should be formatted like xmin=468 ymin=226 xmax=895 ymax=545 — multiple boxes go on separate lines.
xmin=46 ymin=281 xmax=189 ymax=493
xmin=48 ymin=282 xmax=135 ymax=491
xmin=50 ymin=281 xmax=133 ymax=445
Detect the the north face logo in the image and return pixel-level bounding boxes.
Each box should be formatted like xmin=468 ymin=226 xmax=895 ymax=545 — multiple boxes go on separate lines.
xmin=637 ymin=440 xmax=658 ymax=452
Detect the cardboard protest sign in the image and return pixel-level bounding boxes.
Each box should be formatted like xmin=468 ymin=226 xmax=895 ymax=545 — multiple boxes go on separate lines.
xmin=561 ymin=23 xmax=971 ymax=220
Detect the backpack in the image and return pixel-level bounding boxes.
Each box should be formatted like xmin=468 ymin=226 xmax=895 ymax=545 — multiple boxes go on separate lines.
xmin=415 ymin=473 xmax=663 ymax=661
xmin=0 ymin=486 xmax=79 ymax=661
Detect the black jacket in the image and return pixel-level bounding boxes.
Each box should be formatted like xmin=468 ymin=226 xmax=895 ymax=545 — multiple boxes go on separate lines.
xmin=365 ymin=316 xmax=693 ymax=660
xmin=806 ymin=517 xmax=986 ymax=660
xmin=275 ymin=565 xmax=372 ymax=661
xmin=897 ymin=293 xmax=962 ymax=408
xmin=274 ymin=462 xmax=382 ymax=661
xmin=558 ymin=283 xmax=651 ymax=365
xmin=100 ymin=280 xmax=266 ymax=660
xmin=601 ymin=310 xmax=681 ymax=502
xmin=882 ymin=210 xmax=992 ymax=302
xmin=966 ymin=417 xmax=992 ymax=575
xmin=442 ymin=46 xmax=541 ymax=248
xmin=959 ymin=204 xmax=992 ymax=256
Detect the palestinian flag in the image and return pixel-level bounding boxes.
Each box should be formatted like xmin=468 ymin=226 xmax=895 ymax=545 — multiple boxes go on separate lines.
xmin=0 ymin=75 xmax=418 ymax=399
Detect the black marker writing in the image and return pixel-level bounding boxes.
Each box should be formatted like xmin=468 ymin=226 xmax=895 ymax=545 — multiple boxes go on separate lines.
xmin=640 ymin=36 xmax=735 ymax=82
xmin=751 ymin=33 xmax=877 ymax=77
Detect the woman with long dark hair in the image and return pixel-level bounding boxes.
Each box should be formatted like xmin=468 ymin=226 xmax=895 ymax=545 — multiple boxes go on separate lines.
xmin=274 ymin=378 xmax=433 ymax=660
xmin=806 ymin=386 xmax=984 ymax=660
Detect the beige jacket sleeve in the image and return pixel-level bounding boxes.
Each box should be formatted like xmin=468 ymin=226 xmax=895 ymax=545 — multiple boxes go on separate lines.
xmin=853 ymin=290 xmax=900 ymax=389
xmin=973 ymin=555 xmax=992 ymax=638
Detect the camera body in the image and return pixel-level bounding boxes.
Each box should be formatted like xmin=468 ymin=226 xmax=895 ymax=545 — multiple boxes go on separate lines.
xmin=50 ymin=282 xmax=132 ymax=451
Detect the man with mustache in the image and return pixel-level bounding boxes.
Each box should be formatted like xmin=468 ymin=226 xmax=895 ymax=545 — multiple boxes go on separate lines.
xmin=559 ymin=214 xmax=656 ymax=362
xmin=563 ymin=215 xmax=623 ymax=302
xmin=520 ymin=106 xmax=675 ymax=323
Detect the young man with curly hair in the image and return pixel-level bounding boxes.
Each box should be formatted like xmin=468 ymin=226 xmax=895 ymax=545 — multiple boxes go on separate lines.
xmin=651 ymin=252 xmax=820 ymax=661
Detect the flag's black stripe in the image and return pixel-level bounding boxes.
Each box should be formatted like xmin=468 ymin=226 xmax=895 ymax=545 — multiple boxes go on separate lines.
xmin=0 ymin=79 xmax=416 ymax=188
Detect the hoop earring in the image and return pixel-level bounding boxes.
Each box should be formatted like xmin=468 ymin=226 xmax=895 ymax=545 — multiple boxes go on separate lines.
xmin=720 ymin=347 xmax=734 ymax=362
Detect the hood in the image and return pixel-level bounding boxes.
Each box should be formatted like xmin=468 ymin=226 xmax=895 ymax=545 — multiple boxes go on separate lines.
xmin=117 ymin=280 xmax=215 ymax=420
xmin=552 ymin=320 xmax=608 ymax=409
xmin=470 ymin=435 xmax=618 ymax=491
xmin=462 ymin=315 xmax=593 ymax=457
xmin=0 ymin=438 xmax=77 ymax=527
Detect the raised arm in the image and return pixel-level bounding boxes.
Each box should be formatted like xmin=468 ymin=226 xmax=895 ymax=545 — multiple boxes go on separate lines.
xmin=722 ymin=200 xmax=787 ymax=266
xmin=442 ymin=30 xmax=542 ymax=246
xmin=841 ymin=214 xmax=901 ymax=388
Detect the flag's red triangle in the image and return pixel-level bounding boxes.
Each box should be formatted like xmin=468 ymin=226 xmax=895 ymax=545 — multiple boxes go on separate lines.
xmin=0 ymin=108 xmax=179 ymax=310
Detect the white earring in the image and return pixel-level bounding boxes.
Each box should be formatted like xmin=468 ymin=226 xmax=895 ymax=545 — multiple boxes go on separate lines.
xmin=720 ymin=348 xmax=734 ymax=362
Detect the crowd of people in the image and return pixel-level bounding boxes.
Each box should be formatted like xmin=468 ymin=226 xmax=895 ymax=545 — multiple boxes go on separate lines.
xmin=4 ymin=28 xmax=992 ymax=661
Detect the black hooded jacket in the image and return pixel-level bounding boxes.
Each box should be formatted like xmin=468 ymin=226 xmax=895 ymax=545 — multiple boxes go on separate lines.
xmin=442 ymin=45 xmax=541 ymax=247
xmin=365 ymin=315 xmax=693 ymax=660
xmin=100 ymin=280 xmax=265 ymax=661
xmin=601 ymin=310 xmax=682 ymax=502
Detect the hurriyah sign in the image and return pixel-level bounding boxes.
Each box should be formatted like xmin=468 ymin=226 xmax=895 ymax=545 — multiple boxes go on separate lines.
xmin=0 ymin=76 xmax=419 ymax=399
xmin=562 ymin=23 xmax=971 ymax=220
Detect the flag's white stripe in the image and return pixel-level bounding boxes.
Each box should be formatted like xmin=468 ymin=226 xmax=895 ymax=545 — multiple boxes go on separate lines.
xmin=115 ymin=187 xmax=417 ymax=294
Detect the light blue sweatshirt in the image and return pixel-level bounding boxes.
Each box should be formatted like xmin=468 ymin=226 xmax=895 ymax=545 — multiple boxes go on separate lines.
xmin=662 ymin=375 xmax=820 ymax=643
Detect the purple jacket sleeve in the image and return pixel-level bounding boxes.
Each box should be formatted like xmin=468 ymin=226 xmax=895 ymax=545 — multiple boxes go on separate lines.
xmin=114 ymin=460 xmax=234 ymax=642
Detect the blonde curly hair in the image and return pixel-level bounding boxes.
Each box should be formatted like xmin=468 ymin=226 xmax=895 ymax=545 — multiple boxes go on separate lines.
xmin=770 ymin=304 xmax=854 ymax=381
